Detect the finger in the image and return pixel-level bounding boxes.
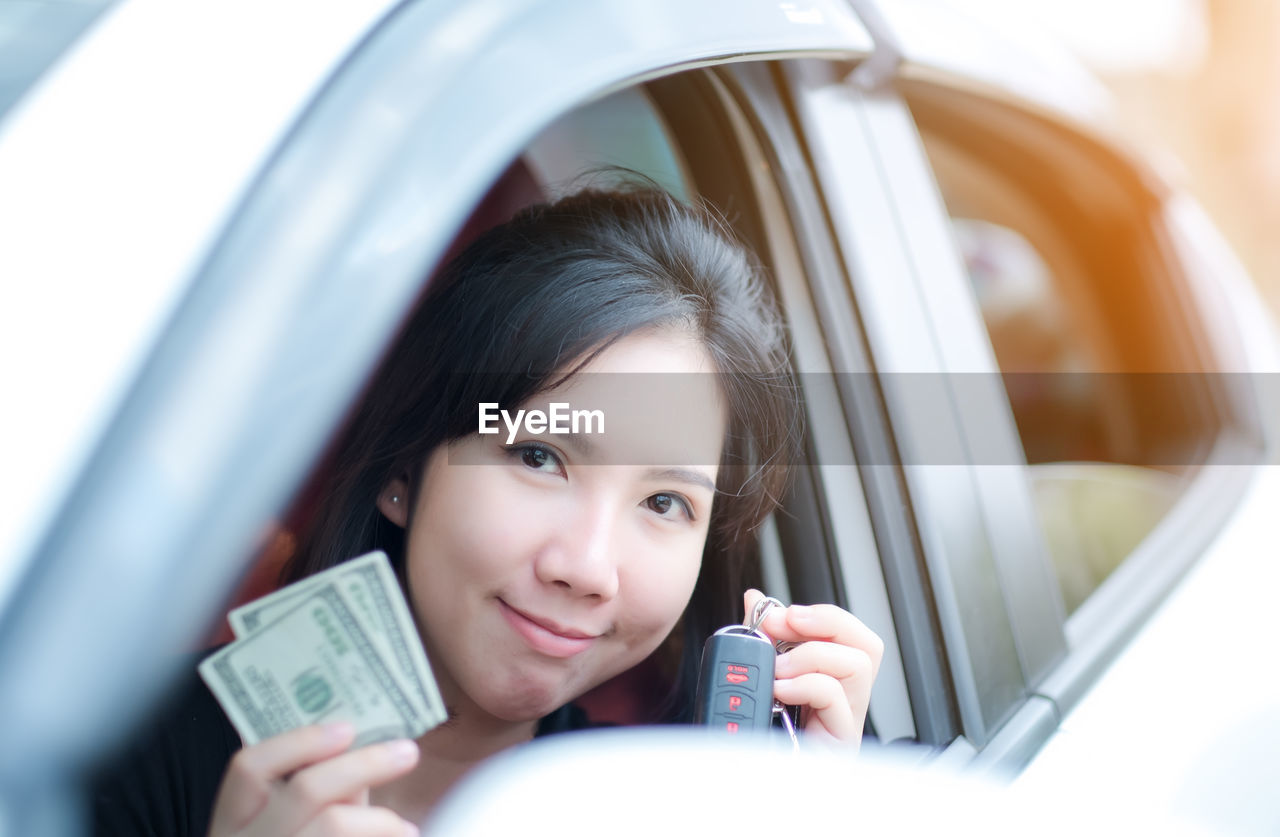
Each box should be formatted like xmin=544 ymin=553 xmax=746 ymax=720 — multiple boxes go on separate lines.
xmin=743 ymin=588 xmax=882 ymax=666
xmin=255 ymin=739 xmax=420 ymax=835
xmin=774 ymin=640 xmax=873 ymax=685
xmin=775 ymin=641 xmax=875 ymax=723
xmin=330 ymin=786 xmax=370 ymax=808
xmin=756 ymin=600 xmax=884 ymax=677
xmin=296 ymin=804 xmax=420 ymax=837
xmin=210 ymin=723 xmax=356 ymax=832
xmin=773 ymin=673 xmax=860 ymax=742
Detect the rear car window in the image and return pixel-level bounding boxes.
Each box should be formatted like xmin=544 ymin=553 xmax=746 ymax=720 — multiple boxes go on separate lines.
xmin=906 ymin=82 xmax=1223 ymax=613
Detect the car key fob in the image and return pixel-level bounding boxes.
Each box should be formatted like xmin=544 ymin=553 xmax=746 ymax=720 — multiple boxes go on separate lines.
xmin=692 ymin=625 xmax=777 ymax=733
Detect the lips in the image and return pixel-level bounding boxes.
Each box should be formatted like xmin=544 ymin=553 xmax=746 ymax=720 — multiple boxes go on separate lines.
xmin=498 ymin=599 xmax=602 ymax=658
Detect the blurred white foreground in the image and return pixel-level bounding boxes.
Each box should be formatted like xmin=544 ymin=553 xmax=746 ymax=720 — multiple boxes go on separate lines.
xmin=428 ymin=728 xmax=1211 ymax=835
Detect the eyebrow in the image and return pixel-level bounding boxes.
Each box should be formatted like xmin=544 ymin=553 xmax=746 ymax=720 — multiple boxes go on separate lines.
xmin=643 ymin=467 xmax=717 ymax=494
xmin=556 ymin=432 xmax=595 ymax=457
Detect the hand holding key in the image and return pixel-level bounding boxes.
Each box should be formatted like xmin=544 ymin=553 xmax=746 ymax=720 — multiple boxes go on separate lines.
xmin=744 ymin=589 xmax=884 ymax=749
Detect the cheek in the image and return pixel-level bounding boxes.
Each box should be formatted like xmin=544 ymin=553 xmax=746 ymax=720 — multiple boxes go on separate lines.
xmin=408 ymin=465 xmax=543 ymax=584
xmin=620 ymin=534 xmax=705 ymax=636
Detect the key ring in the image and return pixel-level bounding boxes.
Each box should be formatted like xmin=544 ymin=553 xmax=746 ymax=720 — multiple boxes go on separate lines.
xmin=744 ymin=596 xmax=801 ymax=752
xmin=745 ymin=595 xmax=784 ymax=634
xmin=710 ymin=595 xmax=784 ymax=643
xmin=773 ymin=701 xmax=799 ymax=751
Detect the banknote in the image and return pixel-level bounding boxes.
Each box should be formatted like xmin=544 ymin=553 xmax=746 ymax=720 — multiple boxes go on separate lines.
xmin=229 ymin=551 xmax=445 ymax=726
xmin=201 ymin=551 xmax=445 ymax=747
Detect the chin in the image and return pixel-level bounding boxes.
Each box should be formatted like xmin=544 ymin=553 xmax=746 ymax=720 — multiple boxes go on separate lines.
xmin=477 ymin=676 xmax=578 ymax=723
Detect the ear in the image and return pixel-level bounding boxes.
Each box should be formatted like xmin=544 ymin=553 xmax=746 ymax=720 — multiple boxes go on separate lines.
xmin=376 ymin=477 xmax=410 ymax=529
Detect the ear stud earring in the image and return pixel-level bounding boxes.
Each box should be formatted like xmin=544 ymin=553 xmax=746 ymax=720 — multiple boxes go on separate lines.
xmin=391 ymin=495 xmax=400 ymax=504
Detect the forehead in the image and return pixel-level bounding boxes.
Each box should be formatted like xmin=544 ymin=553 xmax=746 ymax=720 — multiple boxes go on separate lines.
xmin=574 ymin=329 xmax=719 ymax=376
xmin=524 ymin=330 xmax=727 ymax=468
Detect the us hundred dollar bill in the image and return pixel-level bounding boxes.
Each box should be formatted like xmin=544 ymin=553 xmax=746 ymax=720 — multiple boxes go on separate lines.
xmin=229 ymin=551 xmax=445 ymax=726
xmin=200 ymin=552 xmax=445 ymax=746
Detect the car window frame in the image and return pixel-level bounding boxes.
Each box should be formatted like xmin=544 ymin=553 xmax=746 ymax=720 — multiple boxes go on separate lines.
xmin=697 ymin=60 xmax=923 ymax=746
xmin=781 ymin=58 xmax=1069 ymax=756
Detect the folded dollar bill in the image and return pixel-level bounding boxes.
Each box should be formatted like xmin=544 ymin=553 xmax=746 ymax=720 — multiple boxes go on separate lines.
xmin=200 ymin=550 xmax=447 ymax=747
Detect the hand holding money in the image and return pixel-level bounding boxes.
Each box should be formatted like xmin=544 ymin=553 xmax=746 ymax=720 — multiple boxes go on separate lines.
xmin=205 ymin=723 xmax=422 ymax=837
xmin=200 ymin=550 xmax=447 ymax=748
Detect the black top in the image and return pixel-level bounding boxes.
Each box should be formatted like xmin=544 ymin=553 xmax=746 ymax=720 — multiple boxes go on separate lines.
xmin=88 ymin=660 xmax=591 ymax=837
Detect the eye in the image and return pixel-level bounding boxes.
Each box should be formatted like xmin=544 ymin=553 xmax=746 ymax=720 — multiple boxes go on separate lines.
xmin=645 ymin=492 xmax=693 ymax=520
xmin=507 ymin=442 xmax=565 ymax=477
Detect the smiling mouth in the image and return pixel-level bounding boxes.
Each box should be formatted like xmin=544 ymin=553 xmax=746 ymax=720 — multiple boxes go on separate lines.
xmin=497 ymin=599 xmax=602 ymax=658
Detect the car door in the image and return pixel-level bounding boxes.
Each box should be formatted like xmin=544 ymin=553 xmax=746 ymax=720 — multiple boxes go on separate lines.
xmin=781 ymin=46 xmax=1270 ymax=771
xmin=779 ymin=58 xmax=1058 ymax=760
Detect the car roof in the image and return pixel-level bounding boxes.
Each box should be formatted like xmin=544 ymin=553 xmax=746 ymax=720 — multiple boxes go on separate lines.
xmin=887 ymin=0 xmax=1109 ymax=123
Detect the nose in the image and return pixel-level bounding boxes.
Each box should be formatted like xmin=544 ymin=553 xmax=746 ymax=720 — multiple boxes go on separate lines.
xmin=533 ymin=496 xmax=621 ymax=600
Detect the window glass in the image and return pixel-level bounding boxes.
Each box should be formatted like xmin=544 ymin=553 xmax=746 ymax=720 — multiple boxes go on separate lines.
xmin=523 ymin=86 xmax=691 ymax=199
xmin=907 ymin=85 xmax=1213 ymax=613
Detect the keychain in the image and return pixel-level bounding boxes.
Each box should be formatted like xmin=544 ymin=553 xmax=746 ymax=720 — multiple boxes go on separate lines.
xmin=692 ymin=595 xmax=800 ymax=750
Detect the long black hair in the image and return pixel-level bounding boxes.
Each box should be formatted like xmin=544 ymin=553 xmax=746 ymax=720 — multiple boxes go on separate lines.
xmin=283 ymin=182 xmax=799 ymax=723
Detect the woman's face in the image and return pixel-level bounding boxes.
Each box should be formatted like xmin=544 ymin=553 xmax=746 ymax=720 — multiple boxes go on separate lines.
xmin=382 ymin=328 xmax=727 ymax=723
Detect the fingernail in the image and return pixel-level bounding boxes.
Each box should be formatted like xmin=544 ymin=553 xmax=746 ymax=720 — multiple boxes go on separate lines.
xmin=402 ymin=822 xmax=421 ymax=837
xmin=324 ymin=721 xmax=354 ymax=742
xmin=790 ymin=604 xmax=814 ymax=620
xmin=386 ymin=738 xmax=419 ymax=765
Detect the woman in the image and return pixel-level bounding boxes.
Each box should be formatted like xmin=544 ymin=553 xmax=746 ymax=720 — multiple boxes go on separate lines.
xmin=92 ymin=183 xmax=883 ymax=835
